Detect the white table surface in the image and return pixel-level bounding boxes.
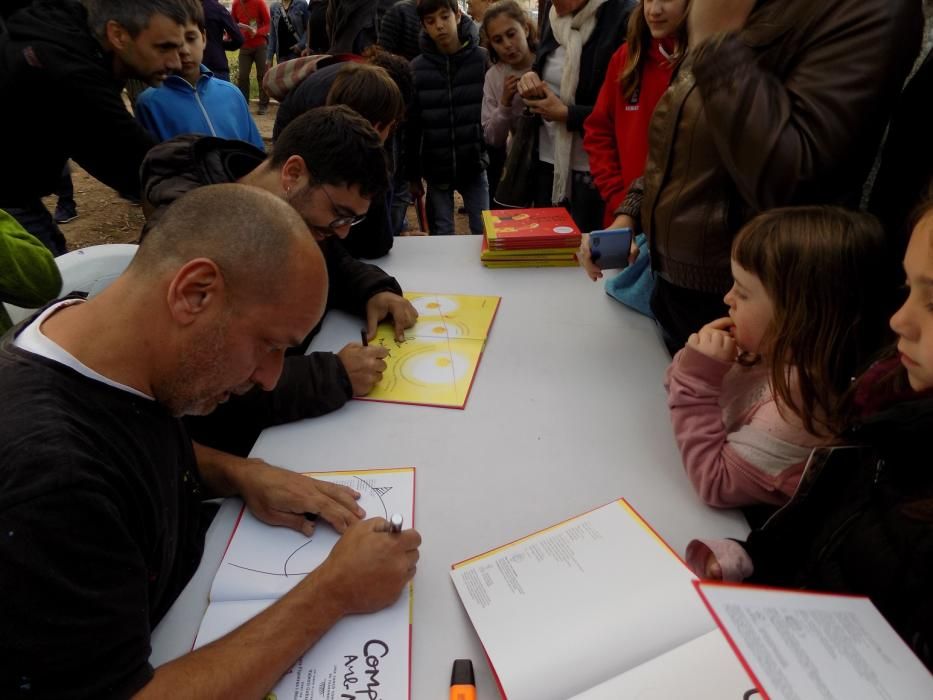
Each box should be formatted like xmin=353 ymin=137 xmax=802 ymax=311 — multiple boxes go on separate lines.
xmin=151 ymin=235 xmax=749 ymax=697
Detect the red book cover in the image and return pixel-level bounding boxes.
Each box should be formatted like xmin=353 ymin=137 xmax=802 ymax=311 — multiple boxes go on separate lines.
xmin=482 ymin=207 xmax=581 ymax=249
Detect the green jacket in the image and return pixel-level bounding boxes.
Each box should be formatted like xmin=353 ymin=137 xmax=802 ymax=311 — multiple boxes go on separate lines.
xmin=0 ymin=209 xmax=62 ymax=334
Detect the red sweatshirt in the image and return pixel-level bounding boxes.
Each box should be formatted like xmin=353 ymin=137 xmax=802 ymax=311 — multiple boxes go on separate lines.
xmin=232 ymin=0 xmax=271 ymax=50
xmin=583 ymin=39 xmax=676 ymax=227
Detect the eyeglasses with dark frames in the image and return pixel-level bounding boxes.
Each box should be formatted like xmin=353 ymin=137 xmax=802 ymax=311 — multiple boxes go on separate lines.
xmin=317 ymin=185 xmax=367 ymax=230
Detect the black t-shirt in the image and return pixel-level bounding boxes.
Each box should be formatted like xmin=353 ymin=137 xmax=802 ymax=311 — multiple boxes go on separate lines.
xmin=0 ymin=333 xmax=206 ymax=698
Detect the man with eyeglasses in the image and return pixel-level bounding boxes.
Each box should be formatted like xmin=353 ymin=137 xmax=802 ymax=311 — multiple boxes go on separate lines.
xmin=141 ymin=105 xmax=418 ymax=457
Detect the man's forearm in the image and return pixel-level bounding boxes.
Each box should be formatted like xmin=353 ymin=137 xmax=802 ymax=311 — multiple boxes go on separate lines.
xmin=136 ymin=569 xmax=344 ymax=699
xmin=193 ymin=441 xmax=249 ymax=499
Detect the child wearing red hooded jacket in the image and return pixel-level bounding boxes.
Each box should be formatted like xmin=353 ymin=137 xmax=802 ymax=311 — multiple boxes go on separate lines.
xmin=583 ymin=0 xmax=686 ymax=229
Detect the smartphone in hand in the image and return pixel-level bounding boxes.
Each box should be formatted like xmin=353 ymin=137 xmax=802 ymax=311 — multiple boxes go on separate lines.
xmin=589 ymin=228 xmax=634 ymax=270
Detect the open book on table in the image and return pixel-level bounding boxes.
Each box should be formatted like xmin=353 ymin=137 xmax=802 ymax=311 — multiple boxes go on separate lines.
xmin=194 ymin=467 xmax=415 ymax=700
xmin=450 ymin=499 xmax=753 ymax=699
xmin=695 ymin=581 xmax=933 ymax=700
xmin=359 ymin=292 xmax=500 ymax=409
xmin=450 ymin=499 xmax=933 ymax=700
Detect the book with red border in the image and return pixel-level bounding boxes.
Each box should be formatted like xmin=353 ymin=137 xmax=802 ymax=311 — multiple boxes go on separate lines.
xmin=451 ymin=498 xmax=732 ymax=700
xmin=356 ymin=293 xmax=501 ymax=410
xmin=483 ymin=207 xmax=581 ymax=250
xmin=192 ymin=467 xmax=416 ymax=699
xmin=693 ymin=580 xmax=933 ymax=700
xmin=479 ymin=236 xmax=579 ymax=267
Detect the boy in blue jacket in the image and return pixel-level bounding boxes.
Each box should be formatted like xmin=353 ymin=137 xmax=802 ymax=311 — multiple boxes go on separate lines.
xmin=135 ymin=13 xmax=264 ymax=149
xmin=407 ymin=0 xmax=489 ymax=235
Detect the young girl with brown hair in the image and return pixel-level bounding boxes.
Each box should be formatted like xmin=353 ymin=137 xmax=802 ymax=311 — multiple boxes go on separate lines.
xmin=582 ymin=0 xmax=687 ymax=231
xmin=480 ymin=0 xmax=537 ymax=201
xmin=480 ymin=0 xmax=538 ymax=150
xmin=686 ymin=197 xmax=933 ymax=670
xmin=665 ymin=206 xmax=891 ymax=508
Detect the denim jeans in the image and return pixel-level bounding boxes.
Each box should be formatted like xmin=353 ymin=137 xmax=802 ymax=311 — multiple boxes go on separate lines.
xmin=426 ymin=171 xmax=489 ymax=235
xmin=390 ymin=183 xmax=412 ymax=235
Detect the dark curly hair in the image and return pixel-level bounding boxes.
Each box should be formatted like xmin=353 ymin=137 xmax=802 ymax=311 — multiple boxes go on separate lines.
xmin=270 ymin=105 xmax=389 ymax=198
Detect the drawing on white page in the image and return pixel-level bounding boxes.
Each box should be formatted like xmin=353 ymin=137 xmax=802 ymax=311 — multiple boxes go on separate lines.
xmin=225 ymin=476 xmax=392 ymax=578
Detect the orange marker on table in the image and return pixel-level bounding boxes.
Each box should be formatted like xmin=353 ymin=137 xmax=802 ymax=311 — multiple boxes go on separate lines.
xmin=450 ymin=659 xmax=476 ymax=700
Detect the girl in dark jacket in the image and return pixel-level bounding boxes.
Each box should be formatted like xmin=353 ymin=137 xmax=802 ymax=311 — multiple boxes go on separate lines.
xmin=686 ymin=197 xmax=933 ymax=670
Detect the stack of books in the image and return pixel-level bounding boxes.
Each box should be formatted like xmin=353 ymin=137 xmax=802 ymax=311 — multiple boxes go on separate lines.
xmin=480 ymin=207 xmax=581 ymax=267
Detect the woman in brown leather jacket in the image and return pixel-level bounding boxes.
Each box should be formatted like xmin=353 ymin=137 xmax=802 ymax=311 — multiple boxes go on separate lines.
xmin=616 ymin=0 xmax=923 ymax=353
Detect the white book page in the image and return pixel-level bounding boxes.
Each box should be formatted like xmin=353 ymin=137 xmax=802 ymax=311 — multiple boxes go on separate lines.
xmin=569 ymin=630 xmax=756 ymax=700
xmin=211 ymin=468 xmax=414 ymax=602
xmin=450 ymin=500 xmax=716 ymax=700
xmin=697 ymin=583 xmax=933 ymax=700
xmin=193 ymin=596 xmax=411 ymax=700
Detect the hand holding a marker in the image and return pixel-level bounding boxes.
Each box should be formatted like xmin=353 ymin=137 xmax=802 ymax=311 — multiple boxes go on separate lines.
xmin=317 ymin=515 xmax=421 ymax=615
xmin=337 ymin=341 xmax=389 ymax=396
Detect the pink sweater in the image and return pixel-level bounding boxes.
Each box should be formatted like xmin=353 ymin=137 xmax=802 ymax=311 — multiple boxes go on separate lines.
xmin=664 ymin=345 xmax=834 ymax=508
xmin=481 ymin=63 xmax=526 ymax=148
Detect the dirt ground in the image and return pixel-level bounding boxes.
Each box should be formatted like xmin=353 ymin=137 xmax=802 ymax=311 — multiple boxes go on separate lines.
xmin=46 ymin=102 xmax=466 ymax=251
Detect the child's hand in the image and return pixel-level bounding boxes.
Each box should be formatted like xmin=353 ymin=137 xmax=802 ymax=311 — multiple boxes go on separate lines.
xmin=704 ymin=552 xmax=723 ymax=580
xmin=502 ymin=75 xmax=519 ymax=105
xmin=578 ymin=233 xmax=602 ymax=281
xmin=687 ymin=317 xmax=737 ymax=363
xmin=517 ymin=70 xmax=546 ymax=99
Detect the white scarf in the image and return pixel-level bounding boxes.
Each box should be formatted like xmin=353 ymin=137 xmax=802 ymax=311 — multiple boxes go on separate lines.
xmin=548 ymin=0 xmax=608 ymax=204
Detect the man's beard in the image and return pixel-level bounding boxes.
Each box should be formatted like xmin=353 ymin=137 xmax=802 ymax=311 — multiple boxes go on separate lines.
xmin=156 ymin=314 xmax=242 ymax=417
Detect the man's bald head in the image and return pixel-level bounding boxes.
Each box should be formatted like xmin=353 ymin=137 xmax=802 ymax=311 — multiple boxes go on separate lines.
xmin=130 ymin=183 xmax=325 ymax=306
xmin=124 ymin=184 xmax=328 ymax=416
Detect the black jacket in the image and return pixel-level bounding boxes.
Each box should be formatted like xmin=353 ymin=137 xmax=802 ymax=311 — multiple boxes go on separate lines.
xmin=0 ymin=0 xmax=155 ymax=204
xmin=202 ymin=0 xmax=244 ymax=78
xmin=140 ymin=135 xmax=404 ymax=455
xmin=378 ymin=0 xmax=421 ymax=61
xmin=326 ymin=0 xmax=377 ymax=53
xmin=306 ymin=0 xmax=329 ymax=53
xmin=273 ymin=62 xmax=342 ymax=140
xmin=407 ymin=15 xmax=488 ymax=186
xmin=533 ymin=0 xmax=635 ymax=134
xmin=741 ymin=388 xmax=933 ymax=669
xmin=869 ymin=48 xmax=933 ymax=257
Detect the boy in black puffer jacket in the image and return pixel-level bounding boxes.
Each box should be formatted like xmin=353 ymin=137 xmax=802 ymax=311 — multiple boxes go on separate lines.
xmin=407 ymin=0 xmax=489 ymax=235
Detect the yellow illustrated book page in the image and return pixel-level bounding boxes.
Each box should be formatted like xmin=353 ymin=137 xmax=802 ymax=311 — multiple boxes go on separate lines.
xmin=358 ymin=292 xmax=501 ymax=409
